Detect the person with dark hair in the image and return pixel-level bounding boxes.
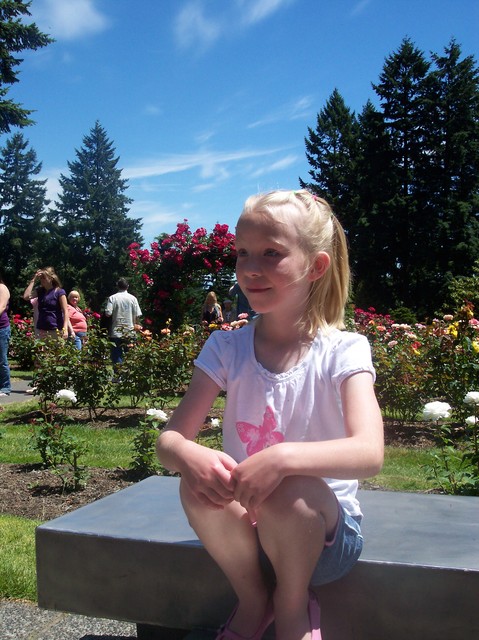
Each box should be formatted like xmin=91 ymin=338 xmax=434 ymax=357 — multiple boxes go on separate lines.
xmin=104 ymin=278 xmax=142 ymax=365
xmin=0 ymin=275 xmax=11 ymax=397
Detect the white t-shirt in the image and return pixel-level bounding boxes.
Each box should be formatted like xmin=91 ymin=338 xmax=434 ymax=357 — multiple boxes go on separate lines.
xmin=194 ymin=321 xmax=375 ymax=517
xmin=105 ymin=290 xmax=142 ymax=338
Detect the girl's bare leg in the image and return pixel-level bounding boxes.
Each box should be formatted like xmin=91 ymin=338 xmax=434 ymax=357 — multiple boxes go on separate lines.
xmin=180 ymin=481 xmax=270 ymax=637
xmin=257 ymin=476 xmax=338 ymax=640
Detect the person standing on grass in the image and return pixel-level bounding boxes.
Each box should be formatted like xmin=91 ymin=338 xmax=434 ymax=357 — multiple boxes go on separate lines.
xmin=23 ymin=268 xmax=69 ymax=341
xmin=104 ymin=278 xmax=142 ymax=366
xmin=156 ymin=190 xmax=383 ymax=640
xmin=0 ymin=275 xmax=11 ymax=397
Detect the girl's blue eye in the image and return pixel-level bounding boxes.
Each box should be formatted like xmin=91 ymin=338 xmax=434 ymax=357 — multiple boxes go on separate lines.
xmin=236 ymin=248 xmax=247 ymax=257
xmin=265 ymin=249 xmax=279 ymax=256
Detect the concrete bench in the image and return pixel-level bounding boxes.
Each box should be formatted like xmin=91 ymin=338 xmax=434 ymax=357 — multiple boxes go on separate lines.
xmin=36 ymin=476 xmax=479 ymax=640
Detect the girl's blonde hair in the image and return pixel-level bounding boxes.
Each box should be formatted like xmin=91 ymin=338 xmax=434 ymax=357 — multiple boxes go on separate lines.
xmin=204 ymin=291 xmax=218 ymax=306
xmin=240 ymin=189 xmax=350 ymax=335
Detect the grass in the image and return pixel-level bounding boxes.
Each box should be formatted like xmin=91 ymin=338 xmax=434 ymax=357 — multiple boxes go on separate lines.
xmin=0 ymin=515 xmax=40 ymax=600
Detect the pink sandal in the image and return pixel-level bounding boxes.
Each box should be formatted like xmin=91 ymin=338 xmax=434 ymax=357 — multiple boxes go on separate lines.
xmin=308 ymin=590 xmax=322 ymax=640
xmin=215 ymin=601 xmax=274 ymax=640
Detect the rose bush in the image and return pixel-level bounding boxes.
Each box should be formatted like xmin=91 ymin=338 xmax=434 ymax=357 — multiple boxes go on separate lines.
xmin=127 ymin=221 xmax=237 ymax=331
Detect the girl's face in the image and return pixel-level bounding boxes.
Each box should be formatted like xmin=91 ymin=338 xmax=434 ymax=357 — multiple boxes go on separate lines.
xmin=69 ymin=293 xmax=80 ymax=306
xmin=39 ymin=274 xmax=52 ymax=288
xmin=235 ymin=210 xmax=313 ymax=317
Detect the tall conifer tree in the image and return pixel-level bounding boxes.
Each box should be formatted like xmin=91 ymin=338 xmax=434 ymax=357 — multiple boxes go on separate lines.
xmin=48 ymin=121 xmax=143 ymax=309
xmin=0 ymin=0 xmax=53 ymax=132
xmin=0 ymin=132 xmax=48 ymax=306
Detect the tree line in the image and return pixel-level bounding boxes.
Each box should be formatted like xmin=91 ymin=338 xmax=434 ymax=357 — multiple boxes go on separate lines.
xmin=301 ymin=38 xmax=479 ymax=319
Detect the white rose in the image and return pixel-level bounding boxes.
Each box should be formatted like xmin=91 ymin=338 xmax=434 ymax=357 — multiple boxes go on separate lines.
xmin=55 ymin=389 xmax=77 ymax=403
xmin=422 ymin=401 xmax=451 ymax=421
xmin=146 ymin=408 xmax=168 ymax=422
xmin=464 ymin=391 xmax=479 ymax=406
xmin=465 ymin=416 xmax=478 ymax=426
xmin=210 ymin=418 xmax=221 ymax=428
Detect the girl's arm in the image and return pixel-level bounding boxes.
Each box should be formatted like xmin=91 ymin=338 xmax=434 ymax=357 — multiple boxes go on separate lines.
xmin=157 ymin=367 xmax=237 ymax=509
xmin=232 ymin=371 xmax=384 ymax=508
xmin=23 ymin=272 xmax=40 ymax=301
xmin=59 ymin=293 xmax=69 ymax=338
xmin=0 ymin=284 xmax=10 ymax=315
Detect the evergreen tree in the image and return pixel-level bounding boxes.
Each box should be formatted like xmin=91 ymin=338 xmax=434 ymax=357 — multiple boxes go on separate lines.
xmin=425 ymin=40 xmax=479 ymax=310
xmin=300 ymin=88 xmax=359 ymax=219
xmin=353 ymin=101 xmax=397 ymax=308
xmin=48 ymin=122 xmax=143 ymax=310
xmin=372 ymin=38 xmax=432 ymax=313
xmin=0 ymin=132 xmax=48 ymax=308
xmin=0 ymin=1 xmax=53 ymax=133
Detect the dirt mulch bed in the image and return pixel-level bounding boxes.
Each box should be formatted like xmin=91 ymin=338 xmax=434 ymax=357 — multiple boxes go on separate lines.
xmin=0 ymin=414 xmax=438 ymax=522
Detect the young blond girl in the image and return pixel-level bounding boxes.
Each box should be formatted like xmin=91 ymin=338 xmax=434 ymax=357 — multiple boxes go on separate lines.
xmin=157 ymin=190 xmax=383 ymax=640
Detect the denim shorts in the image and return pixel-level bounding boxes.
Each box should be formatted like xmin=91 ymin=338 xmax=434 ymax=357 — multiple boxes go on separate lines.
xmin=310 ymin=504 xmax=363 ymax=586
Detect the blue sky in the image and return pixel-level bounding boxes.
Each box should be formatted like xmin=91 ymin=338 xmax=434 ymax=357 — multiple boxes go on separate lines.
xmin=10 ymin=0 xmax=479 ymax=245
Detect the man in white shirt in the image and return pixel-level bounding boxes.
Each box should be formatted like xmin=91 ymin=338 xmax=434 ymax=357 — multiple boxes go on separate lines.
xmin=104 ymin=278 xmax=142 ymax=365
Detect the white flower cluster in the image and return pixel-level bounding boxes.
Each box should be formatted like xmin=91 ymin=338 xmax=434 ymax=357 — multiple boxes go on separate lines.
xmin=423 ymin=391 xmax=479 ymax=424
xmin=422 ymin=401 xmax=451 ymax=421
xmin=54 ymin=389 xmax=77 ymax=404
xmin=146 ymin=408 xmax=168 ymax=422
xmin=464 ymin=391 xmax=479 ymax=427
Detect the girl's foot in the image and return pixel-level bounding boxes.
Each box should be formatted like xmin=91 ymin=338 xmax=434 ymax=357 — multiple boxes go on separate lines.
xmin=216 ymin=600 xmax=274 ymax=640
xmin=308 ymin=591 xmax=322 ymax=640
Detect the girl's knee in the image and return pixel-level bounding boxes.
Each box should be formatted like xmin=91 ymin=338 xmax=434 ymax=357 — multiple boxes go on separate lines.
xmin=259 ymin=476 xmax=337 ymax=524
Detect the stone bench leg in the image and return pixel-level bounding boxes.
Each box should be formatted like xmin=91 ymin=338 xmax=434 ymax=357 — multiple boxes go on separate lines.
xmin=137 ymin=623 xmax=191 ymax=639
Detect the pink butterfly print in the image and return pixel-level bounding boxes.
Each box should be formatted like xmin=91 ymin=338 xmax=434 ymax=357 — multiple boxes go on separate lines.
xmin=236 ymin=406 xmax=285 ymax=456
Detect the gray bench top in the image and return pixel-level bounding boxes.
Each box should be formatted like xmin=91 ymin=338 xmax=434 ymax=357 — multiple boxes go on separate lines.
xmin=38 ymin=475 xmax=479 ymax=571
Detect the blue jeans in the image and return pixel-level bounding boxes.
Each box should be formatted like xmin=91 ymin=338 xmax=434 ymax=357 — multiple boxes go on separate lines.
xmin=0 ymin=325 xmax=11 ymax=394
xmin=110 ymin=337 xmax=127 ymax=365
xmin=72 ymin=331 xmax=86 ymax=350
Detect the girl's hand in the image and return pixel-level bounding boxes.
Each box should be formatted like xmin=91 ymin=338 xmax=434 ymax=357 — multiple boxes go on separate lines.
xmin=179 ymin=440 xmax=238 ymax=510
xmin=231 ymin=445 xmax=286 ymax=520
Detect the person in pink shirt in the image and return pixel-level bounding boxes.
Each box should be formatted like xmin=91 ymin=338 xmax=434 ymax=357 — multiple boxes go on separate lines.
xmin=67 ymin=291 xmax=88 ymax=350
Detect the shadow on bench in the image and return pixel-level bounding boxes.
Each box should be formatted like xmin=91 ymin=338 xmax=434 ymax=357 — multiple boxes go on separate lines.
xmin=36 ymin=476 xmax=479 ymax=640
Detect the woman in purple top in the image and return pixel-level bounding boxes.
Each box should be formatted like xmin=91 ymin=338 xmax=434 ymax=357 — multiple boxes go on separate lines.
xmin=0 ymin=274 xmax=11 ymax=397
xmin=24 ymin=267 xmax=69 ymax=340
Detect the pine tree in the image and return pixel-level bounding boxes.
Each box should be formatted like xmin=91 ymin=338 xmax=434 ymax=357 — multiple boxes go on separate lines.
xmin=372 ymin=38 xmax=432 ymax=313
xmin=0 ymin=132 xmax=48 ymax=307
xmin=353 ymin=101 xmax=398 ymax=309
xmin=425 ymin=40 xmax=479 ymax=309
xmin=0 ymin=1 xmax=53 ymax=133
xmin=48 ymin=121 xmax=143 ymax=310
xmin=300 ymin=88 xmax=358 ymax=216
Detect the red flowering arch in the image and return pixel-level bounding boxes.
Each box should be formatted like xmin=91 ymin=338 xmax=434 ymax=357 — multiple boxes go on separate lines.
xmin=128 ymin=221 xmax=236 ymax=330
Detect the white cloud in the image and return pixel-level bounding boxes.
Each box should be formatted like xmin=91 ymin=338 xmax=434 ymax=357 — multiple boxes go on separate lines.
xmin=237 ymin=0 xmax=296 ymax=26
xmin=33 ymin=0 xmax=110 ymax=41
xmin=350 ymin=0 xmax=373 ymax=17
xmin=124 ymin=147 xmax=285 ymax=181
xmin=174 ymin=0 xmax=296 ymax=51
xmin=251 ymin=154 xmax=298 ymax=178
xmin=143 ymin=104 xmax=162 ymax=117
xmin=248 ymin=95 xmax=314 ymax=128
xmin=174 ymin=2 xmax=221 ymax=51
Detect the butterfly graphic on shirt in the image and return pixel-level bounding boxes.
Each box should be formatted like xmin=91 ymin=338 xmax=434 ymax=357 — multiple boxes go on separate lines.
xmin=236 ymin=406 xmax=285 ymax=456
